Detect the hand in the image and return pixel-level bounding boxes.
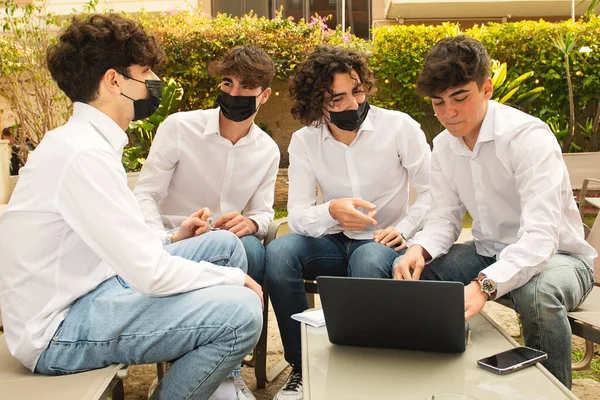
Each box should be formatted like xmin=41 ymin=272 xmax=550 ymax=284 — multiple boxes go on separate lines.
xmin=173 ymin=207 xmax=211 ymax=243
xmin=392 ymin=245 xmax=428 ymax=280
xmin=213 ymin=212 xmax=258 ymax=238
xmin=464 ymin=281 xmax=488 ymax=320
xmin=329 ymin=198 xmax=378 ymax=230
xmin=373 ymin=226 xmax=407 ymax=251
xmin=244 ymin=274 xmax=264 ymax=310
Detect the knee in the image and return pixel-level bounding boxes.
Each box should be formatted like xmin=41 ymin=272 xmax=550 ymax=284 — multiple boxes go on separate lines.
xmin=240 ymin=235 xmax=265 ymax=261
xmin=226 ymin=287 xmax=263 ymax=345
xmin=265 ymin=235 xmax=304 ymax=275
xmin=349 ymin=243 xmax=395 ymax=278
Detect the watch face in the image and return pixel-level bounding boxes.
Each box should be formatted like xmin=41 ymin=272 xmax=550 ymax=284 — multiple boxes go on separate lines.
xmin=481 ymin=278 xmax=496 ymax=294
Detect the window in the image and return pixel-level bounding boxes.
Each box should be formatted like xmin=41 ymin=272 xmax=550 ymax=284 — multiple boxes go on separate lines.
xmin=212 ymin=0 xmax=270 ymax=18
xmin=275 ymin=0 xmax=372 ymax=39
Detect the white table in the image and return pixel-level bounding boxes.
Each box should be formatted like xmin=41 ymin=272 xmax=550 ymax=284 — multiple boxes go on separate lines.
xmin=301 ymin=312 xmax=577 ymax=400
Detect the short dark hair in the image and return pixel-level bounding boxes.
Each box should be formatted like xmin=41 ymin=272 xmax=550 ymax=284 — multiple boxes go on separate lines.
xmin=289 ymin=46 xmax=375 ymax=126
xmin=417 ymin=36 xmax=490 ymax=97
xmin=208 ymin=45 xmax=275 ymax=90
xmin=47 ymin=14 xmax=165 ymax=103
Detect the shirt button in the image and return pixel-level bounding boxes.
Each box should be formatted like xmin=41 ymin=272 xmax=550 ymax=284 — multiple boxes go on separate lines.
xmin=475 ymin=183 xmax=480 ymax=188
xmin=484 ymin=232 xmax=490 ymax=236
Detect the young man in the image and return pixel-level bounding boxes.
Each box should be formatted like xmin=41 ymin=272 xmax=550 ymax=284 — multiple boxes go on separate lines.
xmin=134 ymin=45 xmax=280 ymax=287
xmin=394 ymin=35 xmax=596 ymax=388
xmin=133 ymin=44 xmax=279 ymax=399
xmin=0 ymin=14 xmax=263 ymax=399
xmin=266 ymin=46 xmax=432 ymax=399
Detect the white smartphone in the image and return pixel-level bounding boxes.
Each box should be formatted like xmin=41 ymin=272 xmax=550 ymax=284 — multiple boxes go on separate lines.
xmin=477 ymin=346 xmax=548 ymax=375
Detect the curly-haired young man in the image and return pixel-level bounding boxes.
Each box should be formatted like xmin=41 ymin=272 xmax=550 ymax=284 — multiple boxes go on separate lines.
xmin=0 ymin=14 xmax=263 ymax=399
xmin=265 ymin=45 xmax=432 ymax=399
xmin=394 ymin=35 xmax=596 ymax=388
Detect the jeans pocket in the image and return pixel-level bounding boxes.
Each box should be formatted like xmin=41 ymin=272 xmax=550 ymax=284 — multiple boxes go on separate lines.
xmin=116 ymin=275 xmax=131 ymax=289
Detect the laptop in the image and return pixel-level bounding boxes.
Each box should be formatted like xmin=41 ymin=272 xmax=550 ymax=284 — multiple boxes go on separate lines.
xmin=316 ymin=276 xmax=468 ymax=353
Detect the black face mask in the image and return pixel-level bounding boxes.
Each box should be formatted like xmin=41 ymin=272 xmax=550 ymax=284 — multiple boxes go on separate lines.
xmin=216 ymin=89 xmax=264 ymax=122
xmin=120 ymin=74 xmax=163 ymax=121
xmin=328 ymin=101 xmax=370 ymax=132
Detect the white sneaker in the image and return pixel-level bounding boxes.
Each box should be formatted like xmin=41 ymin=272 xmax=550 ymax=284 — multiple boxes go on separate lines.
xmin=273 ymin=369 xmax=303 ymax=400
xmin=234 ymin=375 xmax=257 ymax=400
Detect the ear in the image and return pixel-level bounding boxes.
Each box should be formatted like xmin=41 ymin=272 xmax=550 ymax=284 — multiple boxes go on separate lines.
xmin=101 ymin=69 xmax=123 ymax=96
xmin=482 ymin=77 xmax=493 ymax=100
xmin=260 ymin=87 xmax=272 ymax=104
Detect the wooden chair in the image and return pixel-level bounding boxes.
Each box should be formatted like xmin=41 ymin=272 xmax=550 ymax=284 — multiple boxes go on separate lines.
xmin=562 ymin=152 xmax=600 ymax=218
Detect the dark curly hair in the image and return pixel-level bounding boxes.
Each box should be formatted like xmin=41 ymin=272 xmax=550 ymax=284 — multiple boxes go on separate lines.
xmin=417 ymin=36 xmax=490 ymax=98
xmin=289 ymin=46 xmax=375 ymax=126
xmin=47 ymin=14 xmax=165 ymax=103
xmin=208 ymin=45 xmax=275 ymax=90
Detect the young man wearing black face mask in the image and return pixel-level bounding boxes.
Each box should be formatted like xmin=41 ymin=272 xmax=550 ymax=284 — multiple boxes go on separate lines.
xmin=0 ymin=14 xmax=263 ymax=399
xmin=133 ymin=45 xmax=279 ymax=399
xmin=265 ymin=46 xmax=432 ymax=400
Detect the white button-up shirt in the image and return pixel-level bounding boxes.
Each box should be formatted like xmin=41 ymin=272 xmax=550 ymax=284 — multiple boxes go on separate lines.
xmin=0 ymin=103 xmax=245 ymax=371
xmin=134 ymin=108 xmax=280 ymax=240
xmin=413 ymin=101 xmax=597 ymax=298
xmin=287 ymin=105 xmax=432 ymax=240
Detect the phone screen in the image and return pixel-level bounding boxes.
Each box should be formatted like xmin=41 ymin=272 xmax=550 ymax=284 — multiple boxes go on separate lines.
xmin=478 ymin=346 xmax=547 ymax=373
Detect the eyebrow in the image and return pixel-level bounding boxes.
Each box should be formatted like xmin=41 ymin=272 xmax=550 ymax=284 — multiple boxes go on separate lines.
xmin=330 ymin=81 xmax=363 ymax=99
xmin=431 ymin=88 xmax=470 ymax=100
xmin=222 ymin=77 xmax=233 ymax=83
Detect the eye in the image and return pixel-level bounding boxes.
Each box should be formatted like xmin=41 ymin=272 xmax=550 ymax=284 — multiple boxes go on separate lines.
xmin=221 ymin=81 xmax=232 ymax=87
xmin=432 ymin=101 xmax=444 ymax=106
xmin=455 ymin=96 xmax=467 ymax=102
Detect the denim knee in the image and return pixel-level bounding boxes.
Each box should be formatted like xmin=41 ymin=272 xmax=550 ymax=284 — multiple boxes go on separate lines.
xmin=265 ymin=235 xmax=304 ymax=282
xmin=220 ymin=287 xmax=263 ymax=350
xmin=240 ymin=235 xmax=265 ymax=284
xmin=348 ymin=242 xmax=399 ymax=278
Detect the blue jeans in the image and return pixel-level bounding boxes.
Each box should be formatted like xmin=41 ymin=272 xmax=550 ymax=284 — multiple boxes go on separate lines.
xmin=240 ymin=234 xmax=265 ymax=286
xmin=35 ymin=230 xmax=262 ymax=399
xmin=265 ymin=232 xmax=405 ymax=368
xmin=420 ymin=241 xmax=594 ymax=389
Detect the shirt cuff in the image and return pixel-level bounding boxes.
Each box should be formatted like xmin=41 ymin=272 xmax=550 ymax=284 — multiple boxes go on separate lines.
xmin=318 ymin=201 xmax=338 ymax=230
xmin=411 ymin=234 xmax=443 ymax=262
xmin=223 ymin=266 xmax=246 ymax=286
xmin=395 ymin=219 xmax=417 ymax=240
xmin=480 ymin=259 xmax=515 ymax=299
xmin=248 ymin=216 xmax=267 ymax=240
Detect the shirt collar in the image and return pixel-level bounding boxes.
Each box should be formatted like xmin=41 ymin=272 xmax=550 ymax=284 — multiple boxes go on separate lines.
xmin=73 ymin=102 xmax=128 ymax=153
xmin=208 ymin=107 xmax=259 ymax=147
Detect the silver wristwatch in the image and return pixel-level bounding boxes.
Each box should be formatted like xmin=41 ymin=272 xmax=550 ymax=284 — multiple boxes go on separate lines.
xmin=476 ymin=276 xmax=497 ymax=299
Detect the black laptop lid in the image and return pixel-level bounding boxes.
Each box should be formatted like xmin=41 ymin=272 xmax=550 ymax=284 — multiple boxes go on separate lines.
xmin=317 ymin=276 xmax=466 ymax=353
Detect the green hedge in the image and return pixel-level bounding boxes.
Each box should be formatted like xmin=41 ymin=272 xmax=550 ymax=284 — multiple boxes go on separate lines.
xmin=370 ymin=18 xmax=600 ymax=148
xmin=143 ymin=12 xmax=368 ymax=111
xmin=142 ymin=12 xmax=600 ymax=151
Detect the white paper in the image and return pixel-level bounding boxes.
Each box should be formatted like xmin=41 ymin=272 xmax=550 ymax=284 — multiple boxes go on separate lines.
xmin=291 ymin=309 xmax=326 ymax=328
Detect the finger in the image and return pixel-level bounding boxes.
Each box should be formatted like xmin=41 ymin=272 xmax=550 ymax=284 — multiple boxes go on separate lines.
xmin=393 ymin=241 xmax=408 ymax=252
xmin=222 ymin=215 xmax=244 ymax=231
xmin=411 ymin=258 xmax=425 ymax=281
xmin=194 ymin=224 xmax=209 ymax=236
xmin=386 ymin=234 xmax=404 ymax=247
xmin=351 ymin=198 xmax=376 ymax=210
xmin=380 ymin=231 xmax=398 ymax=245
xmin=185 ymin=217 xmax=204 ymax=230
xmin=213 ymin=212 xmax=238 ymax=228
xmin=348 ymin=209 xmax=377 ymax=227
xmin=230 ymin=223 xmax=249 ymax=238
xmin=374 ymin=227 xmax=391 ymax=243
xmin=198 ymin=207 xmax=211 ymax=221
xmin=366 ymin=210 xmax=377 ymax=222
xmin=465 ymin=307 xmax=476 ymax=321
